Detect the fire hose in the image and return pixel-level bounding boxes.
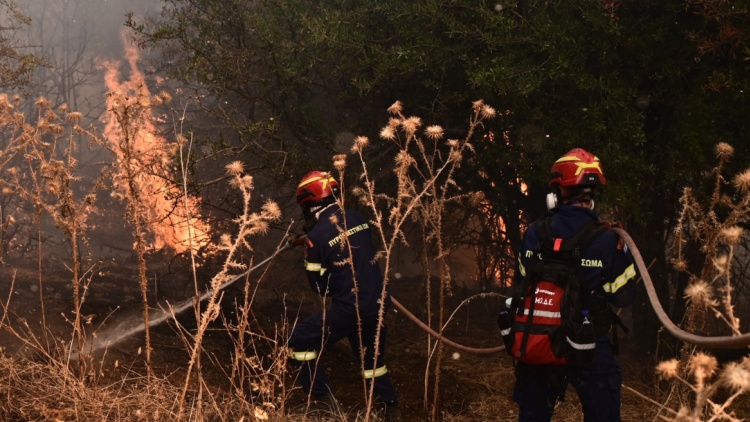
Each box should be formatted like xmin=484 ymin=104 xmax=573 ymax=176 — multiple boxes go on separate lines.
xmin=387 ymin=228 xmax=750 ymax=354
xmin=612 ymin=228 xmax=750 ymax=349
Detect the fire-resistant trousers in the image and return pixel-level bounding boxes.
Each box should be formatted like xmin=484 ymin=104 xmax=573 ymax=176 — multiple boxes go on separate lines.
xmin=512 ymin=337 xmax=623 ymax=422
xmin=288 ymin=308 xmax=398 ymax=404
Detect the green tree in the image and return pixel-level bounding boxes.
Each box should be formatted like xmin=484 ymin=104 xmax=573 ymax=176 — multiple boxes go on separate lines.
xmin=129 ymin=0 xmax=750 ymax=354
xmin=0 ymin=0 xmax=42 ymax=88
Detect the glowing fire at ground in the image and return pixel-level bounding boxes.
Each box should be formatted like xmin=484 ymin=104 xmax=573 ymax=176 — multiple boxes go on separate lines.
xmin=101 ymin=30 xmax=209 ymax=253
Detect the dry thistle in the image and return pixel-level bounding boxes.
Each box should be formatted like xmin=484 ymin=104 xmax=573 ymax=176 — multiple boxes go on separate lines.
xmin=333 ymin=154 xmax=347 ymax=171
xmin=67 ymin=112 xmax=83 ymax=124
xmin=481 ymin=104 xmax=497 ymax=119
xmin=380 ymin=125 xmax=396 ymax=141
xmin=226 ymin=161 xmax=245 ymax=176
xmin=425 ymin=125 xmax=444 ymax=140
xmin=239 ymin=175 xmax=254 ymax=190
xmin=157 ymin=90 xmax=172 ymax=103
xmin=261 ymin=200 xmax=281 ymax=220
xmin=35 ymin=96 xmax=50 ymax=109
xmin=684 ymin=280 xmax=717 ymax=307
xmin=720 ymin=361 xmax=750 ymax=392
xmin=714 ymin=142 xmax=734 ymax=160
xmin=49 ymin=124 xmax=64 ymax=135
xmin=733 ymin=169 xmax=750 ymax=193
xmin=351 ymin=135 xmax=369 ymax=153
xmin=401 ymin=116 xmax=422 ymax=136
xmin=688 ymin=352 xmax=718 ymax=384
xmin=656 ymin=359 xmax=680 ymax=379
xmin=720 ymin=226 xmax=744 ymax=245
xmin=387 ymin=101 xmax=403 ymax=115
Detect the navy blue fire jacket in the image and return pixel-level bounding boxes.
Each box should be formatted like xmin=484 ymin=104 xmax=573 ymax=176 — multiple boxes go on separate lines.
xmin=303 ymin=203 xmax=390 ymax=318
xmin=515 ymin=205 xmax=637 ymax=309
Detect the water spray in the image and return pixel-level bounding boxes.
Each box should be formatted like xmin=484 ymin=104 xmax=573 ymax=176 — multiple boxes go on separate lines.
xmin=74 ymin=240 xmax=297 ymax=358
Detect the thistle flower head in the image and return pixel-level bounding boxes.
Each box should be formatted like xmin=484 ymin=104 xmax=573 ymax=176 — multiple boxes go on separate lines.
xmin=226 ymin=161 xmax=244 ymax=176
xmin=481 ymin=105 xmax=497 ymax=119
xmin=387 ymin=101 xmax=403 ymax=115
xmin=688 ymin=352 xmax=718 ymax=384
xmin=714 ymin=142 xmax=734 ymax=160
xmin=401 ymin=116 xmax=422 ymax=136
xmin=733 ymin=169 xmax=750 ymax=193
xmin=380 ymin=126 xmax=396 ymax=141
xmin=656 ymin=359 xmax=680 ymax=379
xmin=351 ymin=136 xmax=369 ymax=153
xmin=425 ymin=125 xmax=443 ymax=140
xmin=333 ymin=154 xmax=346 ymax=171
xmin=157 ymin=90 xmax=172 ymax=103
xmin=67 ymin=112 xmax=83 ymax=124
xmin=35 ymin=96 xmax=50 ymax=110
xmin=671 ymin=258 xmax=688 ymax=272
xmin=720 ymin=226 xmax=743 ymax=245
xmin=261 ymin=200 xmax=281 ymax=220
xmin=684 ymin=279 xmax=716 ymax=308
xmin=720 ymin=361 xmax=750 ymax=392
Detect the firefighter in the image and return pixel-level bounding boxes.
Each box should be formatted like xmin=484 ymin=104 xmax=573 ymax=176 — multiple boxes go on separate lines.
xmin=512 ymin=149 xmax=637 ymax=421
xmin=288 ymin=170 xmax=400 ymax=421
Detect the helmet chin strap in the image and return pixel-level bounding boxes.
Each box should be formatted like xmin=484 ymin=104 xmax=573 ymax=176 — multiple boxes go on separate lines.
xmin=302 ymin=202 xmax=336 ymax=233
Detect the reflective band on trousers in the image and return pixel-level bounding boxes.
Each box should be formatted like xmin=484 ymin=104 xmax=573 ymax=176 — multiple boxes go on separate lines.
xmin=566 ymin=337 xmax=595 ymax=350
xmin=291 ymin=350 xmax=318 ymax=361
xmin=363 ymin=365 xmax=388 ymax=379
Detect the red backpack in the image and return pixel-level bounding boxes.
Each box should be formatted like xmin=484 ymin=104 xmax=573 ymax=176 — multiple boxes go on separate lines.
xmin=499 ymin=218 xmax=607 ymax=367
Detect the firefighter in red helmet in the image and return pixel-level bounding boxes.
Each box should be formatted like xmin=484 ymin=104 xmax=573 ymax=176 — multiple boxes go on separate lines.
xmin=288 ymin=171 xmax=400 ymax=421
xmin=510 ymin=149 xmax=636 ymax=421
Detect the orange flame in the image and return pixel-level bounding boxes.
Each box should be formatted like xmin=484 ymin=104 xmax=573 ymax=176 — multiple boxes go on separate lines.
xmin=101 ymin=30 xmax=209 ymax=253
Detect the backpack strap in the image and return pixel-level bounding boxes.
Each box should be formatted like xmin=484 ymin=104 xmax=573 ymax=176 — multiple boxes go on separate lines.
xmin=535 ymin=217 xmax=607 ymax=256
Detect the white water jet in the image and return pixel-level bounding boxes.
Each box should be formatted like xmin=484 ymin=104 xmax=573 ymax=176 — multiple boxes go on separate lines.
xmin=71 ymin=248 xmax=286 ymax=358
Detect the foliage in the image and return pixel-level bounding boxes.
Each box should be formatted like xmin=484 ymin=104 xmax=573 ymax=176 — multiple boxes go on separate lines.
xmin=0 ymin=0 xmax=42 ymax=89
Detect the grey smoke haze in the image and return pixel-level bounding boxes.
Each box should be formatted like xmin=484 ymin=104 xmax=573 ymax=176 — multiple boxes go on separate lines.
xmin=18 ymin=0 xmax=160 ymax=110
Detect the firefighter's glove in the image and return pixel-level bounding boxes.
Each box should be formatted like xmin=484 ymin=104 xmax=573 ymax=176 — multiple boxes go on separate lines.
xmin=602 ymin=220 xmax=623 ymax=229
xmin=286 ymin=233 xmax=308 ymax=248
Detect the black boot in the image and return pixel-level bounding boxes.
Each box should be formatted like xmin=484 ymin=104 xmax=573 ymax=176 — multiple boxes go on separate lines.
xmin=381 ymin=401 xmax=401 ymax=422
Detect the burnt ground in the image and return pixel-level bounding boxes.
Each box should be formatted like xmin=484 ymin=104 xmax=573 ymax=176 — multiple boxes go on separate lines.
xmin=0 ymin=247 xmax=747 ymax=421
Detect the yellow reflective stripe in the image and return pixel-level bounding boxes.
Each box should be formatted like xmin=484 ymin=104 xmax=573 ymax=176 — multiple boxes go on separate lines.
xmin=363 ymin=365 xmax=388 ymax=379
xmin=292 ymin=351 xmax=318 ymax=361
xmin=518 ymin=254 xmax=526 ymax=278
xmin=305 ymin=261 xmax=327 ymax=275
xmin=305 ymin=261 xmax=321 ymax=271
xmin=603 ymin=264 xmax=636 ymax=293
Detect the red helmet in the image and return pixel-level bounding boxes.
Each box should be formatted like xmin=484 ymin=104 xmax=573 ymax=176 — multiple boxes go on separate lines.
xmin=296 ymin=171 xmax=339 ymax=206
xmin=549 ymin=148 xmax=606 ymax=187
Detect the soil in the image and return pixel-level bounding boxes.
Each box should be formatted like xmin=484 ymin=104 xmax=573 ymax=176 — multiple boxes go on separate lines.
xmin=0 ymin=246 xmax=746 ymax=421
